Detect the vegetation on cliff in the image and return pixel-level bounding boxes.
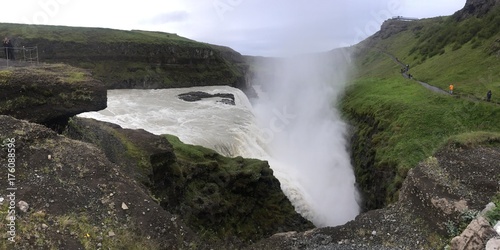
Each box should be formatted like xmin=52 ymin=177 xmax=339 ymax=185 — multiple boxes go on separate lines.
xmin=0 ymin=63 xmax=106 ymax=131
xmin=64 ymin=117 xmax=313 ymax=248
xmin=0 ymin=23 xmax=247 ymax=90
xmin=356 ymin=5 xmax=500 ymax=98
xmin=342 ymin=77 xmax=500 ymax=208
xmin=0 ymin=116 xmax=196 ymax=250
xmin=343 ymin=3 xmax=500 ymax=210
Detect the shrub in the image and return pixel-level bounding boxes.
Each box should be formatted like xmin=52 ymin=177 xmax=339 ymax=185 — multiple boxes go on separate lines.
xmin=485 ymin=193 xmax=500 ymax=225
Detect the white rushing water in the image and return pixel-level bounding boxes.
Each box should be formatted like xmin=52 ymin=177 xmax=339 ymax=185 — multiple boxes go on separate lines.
xmin=80 ymin=52 xmax=360 ymax=227
xmin=250 ymin=52 xmax=360 ymax=226
xmin=79 ymin=86 xmax=269 ymax=159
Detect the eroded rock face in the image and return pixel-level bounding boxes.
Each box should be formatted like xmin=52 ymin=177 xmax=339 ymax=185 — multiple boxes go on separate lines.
xmin=5 ymin=25 xmax=248 ymax=90
xmin=378 ymin=19 xmax=411 ymax=39
xmin=0 ymin=64 xmax=106 ymax=131
xmin=450 ymin=217 xmax=497 ymax=250
xmin=0 ymin=115 xmax=196 ymax=249
xmin=453 ymin=0 xmax=500 ymax=21
xmin=248 ymin=144 xmax=500 ymax=249
xmin=64 ymin=117 xmax=313 ymax=246
xmin=64 ymin=117 xmax=175 ymax=187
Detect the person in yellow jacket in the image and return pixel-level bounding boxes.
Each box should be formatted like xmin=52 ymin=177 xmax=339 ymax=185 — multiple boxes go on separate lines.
xmin=449 ymin=84 xmax=454 ymax=95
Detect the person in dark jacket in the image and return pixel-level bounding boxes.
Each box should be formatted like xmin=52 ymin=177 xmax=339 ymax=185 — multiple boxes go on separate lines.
xmin=3 ymin=38 xmax=8 ymax=58
xmin=487 ymin=90 xmax=492 ymax=102
xmin=3 ymin=37 xmax=14 ymax=60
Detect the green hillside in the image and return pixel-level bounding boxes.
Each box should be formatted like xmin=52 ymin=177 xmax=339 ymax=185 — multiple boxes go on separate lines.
xmin=343 ymin=3 xmax=500 ymax=209
xmin=355 ymin=6 xmax=500 ymax=97
xmin=1 ymin=23 xmax=195 ymax=44
xmin=0 ymin=23 xmax=247 ymax=89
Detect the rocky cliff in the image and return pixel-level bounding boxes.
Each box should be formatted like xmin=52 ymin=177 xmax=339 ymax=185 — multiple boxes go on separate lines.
xmin=0 ymin=61 xmax=312 ymax=249
xmin=247 ymin=140 xmax=500 ymax=249
xmin=453 ymin=0 xmax=500 ymax=21
xmin=64 ymin=117 xmax=313 ymax=247
xmin=0 ymin=115 xmax=197 ymax=249
xmin=0 ymin=63 xmax=106 ymax=131
xmin=0 ymin=23 xmax=248 ymax=91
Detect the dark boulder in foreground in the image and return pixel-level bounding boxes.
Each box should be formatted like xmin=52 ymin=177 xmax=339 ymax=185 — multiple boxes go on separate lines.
xmin=0 ymin=115 xmax=196 ymax=249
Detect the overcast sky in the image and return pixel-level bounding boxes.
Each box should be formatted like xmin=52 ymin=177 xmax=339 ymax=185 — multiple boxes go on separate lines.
xmin=1 ymin=0 xmax=465 ymax=56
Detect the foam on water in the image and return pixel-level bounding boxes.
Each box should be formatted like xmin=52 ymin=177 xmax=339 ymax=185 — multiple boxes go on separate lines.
xmin=79 ymin=86 xmax=268 ymax=159
xmin=80 ymin=81 xmax=358 ymax=227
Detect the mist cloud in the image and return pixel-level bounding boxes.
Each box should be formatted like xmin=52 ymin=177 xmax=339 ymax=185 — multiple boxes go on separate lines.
xmin=251 ymin=50 xmax=360 ymax=226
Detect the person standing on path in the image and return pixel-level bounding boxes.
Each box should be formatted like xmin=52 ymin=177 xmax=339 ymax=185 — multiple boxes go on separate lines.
xmin=3 ymin=37 xmax=14 ymax=60
xmin=487 ymin=90 xmax=492 ymax=102
xmin=449 ymin=84 xmax=454 ymax=95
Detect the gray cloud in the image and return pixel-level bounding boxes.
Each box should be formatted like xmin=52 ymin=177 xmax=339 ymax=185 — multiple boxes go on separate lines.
xmin=187 ymin=0 xmax=465 ymax=56
xmin=2 ymin=0 xmax=466 ymax=56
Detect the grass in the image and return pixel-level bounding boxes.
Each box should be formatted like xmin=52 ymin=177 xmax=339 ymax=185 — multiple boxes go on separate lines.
xmin=0 ymin=22 xmax=245 ymax=89
xmin=341 ymin=77 xmax=500 ymax=203
xmin=347 ymin=6 xmax=500 ymax=205
xmin=446 ymin=131 xmax=500 ymax=147
xmin=0 ymin=63 xmax=93 ymax=85
xmin=0 ymin=70 xmax=12 ymax=84
xmin=485 ymin=193 xmax=500 ymax=225
xmin=162 ymin=134 xmax=308 ymax=244
xmin=55 ymin=213 xmax=161 ymax=250
xmin=0 ymin=23 xmax=196 ymax=45
xmin=355 ymin=6 xmax=500 ymax=99
xmin=0 ymin=204 xmax=157 ymax=249
xmin=165 ymin=134 xmax=266 ymax=175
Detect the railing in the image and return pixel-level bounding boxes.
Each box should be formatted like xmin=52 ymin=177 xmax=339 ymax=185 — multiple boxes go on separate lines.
xmin=0 ymin=46 xmax=39 ymax=67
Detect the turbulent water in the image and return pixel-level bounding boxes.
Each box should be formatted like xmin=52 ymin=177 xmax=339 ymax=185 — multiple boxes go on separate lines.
xmin=80 ymin=52 xmax=360 ymax=227
xmin=79 ymin=86 xmax=268 ymax=159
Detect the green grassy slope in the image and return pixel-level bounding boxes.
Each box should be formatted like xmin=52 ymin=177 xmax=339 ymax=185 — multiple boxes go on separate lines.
xmin=0 ymin=23 xmax=247 ymax=89
xmin=1 ymin=23 xmax=196 ymax=45
xmin=356 ymin=6 xmax=500 ymax=97
xmin=343 ymin=4 xmax=500 ymax=208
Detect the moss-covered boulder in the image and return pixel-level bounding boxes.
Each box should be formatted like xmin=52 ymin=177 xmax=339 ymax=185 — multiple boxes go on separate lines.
xmin=64 ymin=117 xmax=175 ymax=188
xmin=0 ymin=115 xmax=196 ymax=250
xmin=64 ymin=117 xmax=313 ymax=247
xmin=0 ymin=63 xmax=106 ymax=131
xmin=161 ymin=134 xmax=313 ymax=244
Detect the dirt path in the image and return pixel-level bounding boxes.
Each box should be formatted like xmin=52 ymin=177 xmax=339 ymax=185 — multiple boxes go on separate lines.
xmin=381 ymin=50 xmax=500 ymax=105
xmin=381 ymin=50 xmax=450 ymax=95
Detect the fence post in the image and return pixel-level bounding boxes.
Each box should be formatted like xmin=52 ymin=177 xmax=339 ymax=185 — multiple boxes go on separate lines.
xmin=36 ymin=46 xmax=39 ymax=65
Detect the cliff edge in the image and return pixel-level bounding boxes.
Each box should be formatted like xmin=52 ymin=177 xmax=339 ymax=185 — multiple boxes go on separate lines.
xmin=0 ymin=24 xmax=248 ymax=91
xmin=0 ymin=63 xmax=106 ymax=131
